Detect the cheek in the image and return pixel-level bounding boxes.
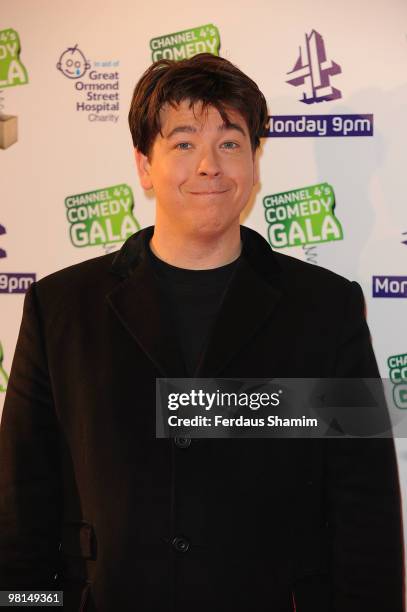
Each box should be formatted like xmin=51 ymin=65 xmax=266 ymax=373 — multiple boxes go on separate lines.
xmin=233 ymin=164 xmax=255 ymax=195
xmin=160 ymin=162 xmax=189 ymax=189
xmin=151 ymin=167 xmax=185 ymax=199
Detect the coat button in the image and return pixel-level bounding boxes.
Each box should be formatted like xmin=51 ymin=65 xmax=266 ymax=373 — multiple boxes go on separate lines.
xmin=174 ymin=436 xmax=191 ymax=448
xmin=171 ymin=536 xmax=190 ymax=553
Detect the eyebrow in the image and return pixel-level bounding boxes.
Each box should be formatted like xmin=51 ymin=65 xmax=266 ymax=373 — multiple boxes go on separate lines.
xmin=165 ymin=122 xmax=247 ymax=139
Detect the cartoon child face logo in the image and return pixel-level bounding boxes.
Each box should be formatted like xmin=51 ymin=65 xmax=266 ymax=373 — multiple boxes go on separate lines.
xmin=57 ymin=45 xmax=90 ymax=79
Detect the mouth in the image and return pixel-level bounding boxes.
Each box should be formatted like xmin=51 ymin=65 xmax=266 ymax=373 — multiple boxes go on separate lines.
xmin=189 ymin=190 xmax=230 ymax=195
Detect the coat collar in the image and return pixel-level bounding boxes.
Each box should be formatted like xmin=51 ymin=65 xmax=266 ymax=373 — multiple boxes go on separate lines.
xmin=106 ymin=226 xmax=283 ymax=377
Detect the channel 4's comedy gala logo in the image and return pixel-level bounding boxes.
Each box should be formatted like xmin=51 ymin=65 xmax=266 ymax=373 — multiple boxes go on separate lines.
xmin=0 ymin=28 xmax=28 ymax=150
xmin=0 ymin=341 xmax=8 ymax=393
xmin=0 ymin=28 xmax=28 ymax=88
xmin=263 ymin=182 xmax=343 ymax=249
xmin=388 ymin=353 xmax=407 ymax=409
xmin=57 ymin=44 xmax=120 ymax=123
xmin=150 ymin=24 xmax=220 ymax=61
xmin=65 ymin=184 xmax=139 ymax=249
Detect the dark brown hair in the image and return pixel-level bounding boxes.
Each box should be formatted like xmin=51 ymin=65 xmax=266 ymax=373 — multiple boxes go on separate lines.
xmin=128 ymin=53 xmax=269 ymax=156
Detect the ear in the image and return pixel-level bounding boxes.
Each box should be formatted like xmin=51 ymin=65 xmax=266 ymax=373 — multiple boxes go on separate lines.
xmin=134 ymin=149 xmax=153 ymax=190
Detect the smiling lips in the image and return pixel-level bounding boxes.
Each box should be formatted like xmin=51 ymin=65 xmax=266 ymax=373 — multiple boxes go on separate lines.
xmin=189 ymin=189 xmax=230 ymax=195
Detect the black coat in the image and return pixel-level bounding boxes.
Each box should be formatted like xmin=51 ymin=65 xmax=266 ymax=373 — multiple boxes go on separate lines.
xmin=0 ymin=226 xmax=403 ymax=612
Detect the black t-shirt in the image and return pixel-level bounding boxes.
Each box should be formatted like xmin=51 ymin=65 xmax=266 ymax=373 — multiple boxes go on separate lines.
xmin=148 ymin=246 xmax=239 ymax=375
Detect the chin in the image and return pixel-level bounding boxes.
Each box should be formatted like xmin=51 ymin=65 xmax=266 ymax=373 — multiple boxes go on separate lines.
xmin=187 ymin=216 xmax=237 ymax=240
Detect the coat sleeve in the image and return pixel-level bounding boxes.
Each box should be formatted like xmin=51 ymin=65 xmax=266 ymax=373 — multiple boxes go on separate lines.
xmin=0 ymin=282 xmax=62 ymax=588
xmin=326 ymin=281 xmax=404 ymax=611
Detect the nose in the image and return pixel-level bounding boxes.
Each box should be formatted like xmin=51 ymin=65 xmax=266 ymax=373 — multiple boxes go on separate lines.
xmin=197 ymin=146 xmax=222 ymax=177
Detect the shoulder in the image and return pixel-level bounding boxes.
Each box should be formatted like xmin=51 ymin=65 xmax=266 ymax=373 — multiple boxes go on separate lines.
xmin=272 ymin=250 xmax=365 ymax=317
xmin=277 ymin=260 xmax=366 ymax=339
xmin=241 ymin=227 xmax=365 ymax=330
xmin=28 ymin=227 xmax=151 ymax=316
xmin=242 ymin=225 xmax=354 ymax=293
xmin=32 ymin=251 xmax=118 ymax=312
xmin=273 ymin=250 xmax=352 ymax=291
xmin=38 ymin=251 xmax=117 ymax=289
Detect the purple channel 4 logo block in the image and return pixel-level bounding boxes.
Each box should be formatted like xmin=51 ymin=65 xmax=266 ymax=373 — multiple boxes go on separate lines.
xmin=0 ymin=224 xmax=6 ymax=259
xmin=266 ymin=114 xmax=373 ymax=138
xmin=287 ymin=30 xmax=342 ymax=104
xmin=373 ymin=276 xmax=407 ymax=298
xmin=0 ymin=273 xmax=36 ymax=294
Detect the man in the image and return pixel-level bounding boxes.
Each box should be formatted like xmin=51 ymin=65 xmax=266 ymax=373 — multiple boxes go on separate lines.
xmin=0 ymin=54 xmax=403 ymax=611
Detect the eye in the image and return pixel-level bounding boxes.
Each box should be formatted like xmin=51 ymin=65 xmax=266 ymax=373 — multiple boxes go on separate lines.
xmin=66 ymin=59 xmax=73 ymax=67
xmin=221 ymin=141 xmax=239 ymax=150
xmin=75 ymin=61 xmax=81 ymax=67
xmin=175 ymin=142 xmax=192 ymax=150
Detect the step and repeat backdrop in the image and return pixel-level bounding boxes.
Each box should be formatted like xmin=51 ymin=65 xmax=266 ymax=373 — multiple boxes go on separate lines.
xmin=1 ymin=0 xmax=407 ymax=572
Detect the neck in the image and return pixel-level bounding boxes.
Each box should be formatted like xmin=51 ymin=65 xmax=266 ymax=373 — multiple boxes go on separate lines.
xmin=150 ymin=222 xmax=242 ymax=270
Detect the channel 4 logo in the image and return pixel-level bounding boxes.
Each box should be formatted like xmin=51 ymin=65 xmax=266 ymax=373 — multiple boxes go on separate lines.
xmin=0 ymin=223 xmax=6 ymax=258
xmin=373 ymin=276 xmax=407 ymax=298
xmin=287 ymin=29 xmax=341 ymax=104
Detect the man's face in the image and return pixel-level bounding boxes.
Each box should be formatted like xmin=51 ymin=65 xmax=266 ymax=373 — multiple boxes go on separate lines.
xmin=136 ymin=100 xmax=258 ymax=239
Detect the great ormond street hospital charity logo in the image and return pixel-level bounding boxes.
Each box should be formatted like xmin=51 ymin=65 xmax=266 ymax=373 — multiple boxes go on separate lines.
xmin=57 ymin=45 xmax=90 ymax=79
xmin=56 ymin=44 xmax=120 ymax=123
xmin=287 ymin=29 xmax=341 ymax=104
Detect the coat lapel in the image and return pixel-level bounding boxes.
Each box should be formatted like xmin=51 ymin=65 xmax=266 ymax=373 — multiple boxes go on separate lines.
xmin=106 ymin=227 xmax=186 ymax=377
